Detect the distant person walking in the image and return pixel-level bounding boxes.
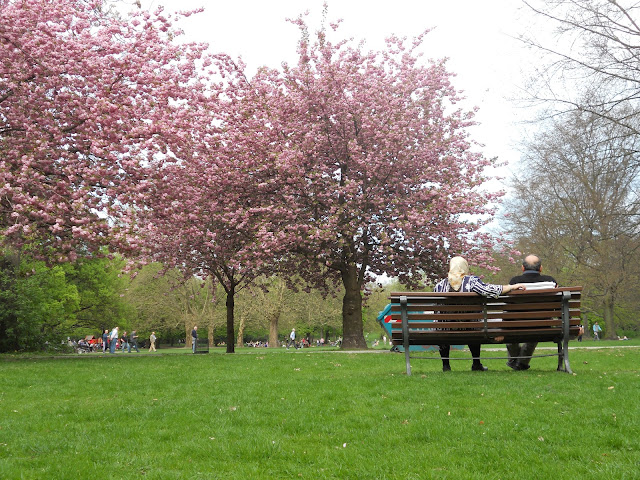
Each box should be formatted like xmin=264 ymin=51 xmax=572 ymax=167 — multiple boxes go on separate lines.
xmin=130 ymin=330 xmax=140 ymax=353
xmin=109 ymin=326 xmax=119 ymax=354
xmin=287 ymin=328 xmax=296 ymax=349
xmin=149 ymin=332 xmax=157 ymax=352
xmin=191 ymin=326 xmax=198 ymax=353
xmin=577 ymin=324 xmax=584 ymax=342
xmin=593 ymin=321 xmax=602 ymax=340
xmin=121 ymin=331 xmax=129 ymax=353
xmin=102 ymin=329 xmax=109 ymax=353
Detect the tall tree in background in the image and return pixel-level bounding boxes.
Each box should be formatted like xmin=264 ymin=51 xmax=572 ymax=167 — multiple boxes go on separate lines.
xmin=246 ymin=276 xmax=295 ymax=348
xmin=0 ymin=249 xmax=137 ymax=352
xmin=257 ymin=17 xmax=502 ymax=348
xmin=515 ymin=1 xmax=640 ymax=336
xmin=505 ymin=107 xmax=640 ymax=338
xmin=124 ymin=263 xmax=224 ymax=345
xmin=0 ymin=0 xmax=210 ymax=260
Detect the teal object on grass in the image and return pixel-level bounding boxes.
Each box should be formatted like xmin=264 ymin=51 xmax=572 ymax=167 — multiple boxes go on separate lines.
xmin=376 ymin=303 xmax=462 ymax=352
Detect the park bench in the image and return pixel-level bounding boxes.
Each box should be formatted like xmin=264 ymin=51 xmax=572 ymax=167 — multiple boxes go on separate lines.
xmin=388 ymin=287 xmax=582 ymax=375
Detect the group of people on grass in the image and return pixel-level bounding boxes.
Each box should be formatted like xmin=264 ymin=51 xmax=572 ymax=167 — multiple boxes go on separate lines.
xmin=101 ymin=327 xmax=157 ymax=354
xmin=434 ymin=254 xmax=557 ymax=372
xmin=285 ymin=329 xmax=341 ymax=349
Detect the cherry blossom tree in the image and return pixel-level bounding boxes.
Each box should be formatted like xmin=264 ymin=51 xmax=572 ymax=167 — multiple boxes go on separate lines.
xmin=0 ymin=0 xmax=211 ymax=260
xmin=123 ymin=55 xmax=283 ymax=353
xmin=256 ymin=17 xmax=503 ymax=349
xmin=124 ymin=12 xmax=503 ymax=352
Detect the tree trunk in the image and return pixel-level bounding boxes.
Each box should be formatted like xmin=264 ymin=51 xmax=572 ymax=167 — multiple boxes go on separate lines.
xmin=208 ymin=327 xmax=214 ymax=348
xmin=340 ymin=264 xmax=367 ymax=349
xmin=269 ymin=314 xmax=280 ymax=348
xmin=267 ymin=281 xmax=284 ymax=348
xmin=185 ymin=321 xmax=192 ymax=350
xmin=236 ymin=313 xmax=245 ymax=348
xmin=603 ymin=293 xmax=617 ymax=340
xmin=208 ymin=282 xmax=216 ymax=347
xmin=226 ymin=286 xmax=235 ymax=353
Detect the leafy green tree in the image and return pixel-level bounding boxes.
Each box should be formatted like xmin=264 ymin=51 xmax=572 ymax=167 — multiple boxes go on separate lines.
xmin=124 ymin=263 xmax=226 ymax=346
xmin=287 ymin=286 xmax=343 ymax=344
xmin=0 ymin=250 xmax=79 ymax=352
xmin=64 ymin=255 xmax=134 ymax=335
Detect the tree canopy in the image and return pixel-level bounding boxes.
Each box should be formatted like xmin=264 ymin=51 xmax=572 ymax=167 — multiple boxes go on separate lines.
xmin=251 ymin=17 xmax=502 ymax=347
xmin=0 ymin=0 xmax=211 ymax=260
xmin=2 ymin=2 xmax=507 ymax=350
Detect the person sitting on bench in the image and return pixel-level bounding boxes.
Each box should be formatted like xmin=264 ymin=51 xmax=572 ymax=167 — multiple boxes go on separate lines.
xmin=506 ymin=254 xmax=557 ymax=371
xmin=434 ymin=256 xmax=526 ymax=372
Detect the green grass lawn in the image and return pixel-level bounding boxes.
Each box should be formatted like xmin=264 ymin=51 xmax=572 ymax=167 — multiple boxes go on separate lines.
xmin=1 ymin=345 xmax=638 ymax=479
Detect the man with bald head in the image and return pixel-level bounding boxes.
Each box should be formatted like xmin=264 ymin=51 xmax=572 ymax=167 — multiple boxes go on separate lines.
xmin=506 ymin=254 xmax=557 ymax=371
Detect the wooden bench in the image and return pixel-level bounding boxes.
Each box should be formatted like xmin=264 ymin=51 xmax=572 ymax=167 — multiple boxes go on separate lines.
xmin=388 ymin=287 xmax=582 ymax=375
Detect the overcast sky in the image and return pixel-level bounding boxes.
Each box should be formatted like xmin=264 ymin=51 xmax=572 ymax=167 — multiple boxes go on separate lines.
xmin=136 ymin=0 xmax=543 ymax=182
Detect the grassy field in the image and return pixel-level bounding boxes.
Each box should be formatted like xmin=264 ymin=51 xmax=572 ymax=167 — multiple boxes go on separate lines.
xmin=1 ymin=344 xmax=639 ymax=479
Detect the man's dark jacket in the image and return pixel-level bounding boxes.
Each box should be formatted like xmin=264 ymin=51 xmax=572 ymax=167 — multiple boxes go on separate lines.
xmin=509 ymin=271 xmax=556 ymax=285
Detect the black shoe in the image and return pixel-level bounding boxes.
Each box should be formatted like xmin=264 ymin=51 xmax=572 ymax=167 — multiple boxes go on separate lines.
xmin=471 ymin=364 xmax=488 ymax=371
xmin=506 ymin=360 xmax=518 ymax=370
xmin=442 ymin=364 xmax=451 ymax=372
xmin=515 ymin=363 xmax=530 ymax=371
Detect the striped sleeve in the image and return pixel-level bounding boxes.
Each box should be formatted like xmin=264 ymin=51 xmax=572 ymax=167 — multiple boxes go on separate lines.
xmin=433 ymin=279 xmax=449 ymax=292
xmin=467 ymin=276 xmax=503 ymax=298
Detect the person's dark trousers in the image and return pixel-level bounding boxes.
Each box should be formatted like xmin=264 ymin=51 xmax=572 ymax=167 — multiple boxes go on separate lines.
xmin=518 ymin=342 xmax=537 ymax=367
xmin=131 ymin=340 xmax=139 ymax=353
xmin=506 ymin=343 xmax=520 ymax=366
xmin=439 ymin=344 xmax=451 ymax=370
xmin=440 ymin=344 xmax=483 ymax=370
xmin=468 ymin=343 xmax=483 ymax=367
xmin=507 ymin=342 xmax=537 ymax=367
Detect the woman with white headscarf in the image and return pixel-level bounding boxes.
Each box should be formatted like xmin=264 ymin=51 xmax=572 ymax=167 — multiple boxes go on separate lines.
xmin=433 ymin=256 xmax=527 ymax=371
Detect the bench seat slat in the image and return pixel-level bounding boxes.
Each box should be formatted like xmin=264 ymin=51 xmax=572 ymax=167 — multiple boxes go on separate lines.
xmin=387 ymin=311 xmax=580 ymax=322
xmin=391 ymin=325 xmax=581 ymax=335
xmin=389 ymin=318 xmax=580 ymax=329
xmin=391 ymin=326 xmax=581 ymax=337
xmin=392 ymin=328 xmax=581 ymax=345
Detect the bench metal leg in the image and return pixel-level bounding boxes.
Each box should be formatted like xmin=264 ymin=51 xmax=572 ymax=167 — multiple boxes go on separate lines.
xmin=561 ymin=338 xmax=573 ymax=374
xmin=556 ymin=342 xmax=564 ymax=372
xmin=404 ymin=345 xmax=411 ymax=376
xmin=556 ymin=341 xmax=573 ymax=373
xmin=558 ymin=291 xmax=573 ymax=374
xmin=400 ymin=296 xmax=411 ymax=376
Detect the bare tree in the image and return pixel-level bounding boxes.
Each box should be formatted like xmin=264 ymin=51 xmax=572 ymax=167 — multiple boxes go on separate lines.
xmin=521 ymin=0 xmax=640 ymax=138
xmin=505 ymin=106 xmax=640 ymax=338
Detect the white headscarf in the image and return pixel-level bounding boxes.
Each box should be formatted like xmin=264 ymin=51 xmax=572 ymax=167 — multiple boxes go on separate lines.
xmin=448 ymin=256 xmax=469 ymax=291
